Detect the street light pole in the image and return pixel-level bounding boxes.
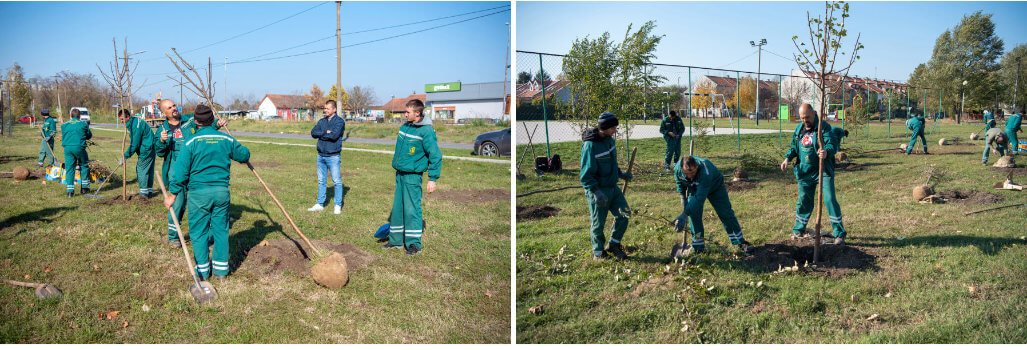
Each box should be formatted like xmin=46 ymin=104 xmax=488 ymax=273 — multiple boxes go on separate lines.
xmin=960 ymin=80 xmax=967 ymax=124
xmin=751 ymin=39 xmax=766 ymax=126
xmin=1015 ymin=56 xmax=1021 ymax=112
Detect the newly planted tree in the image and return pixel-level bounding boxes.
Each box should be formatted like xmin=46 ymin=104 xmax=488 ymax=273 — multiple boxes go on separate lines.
xmin=97 ymin=38 xmax=143 ymax=201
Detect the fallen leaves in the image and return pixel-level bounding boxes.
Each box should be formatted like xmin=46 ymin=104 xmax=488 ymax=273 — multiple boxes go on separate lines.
xmin=92 ymin=264 xmax=100 ymax=271
xmin=122 ymin=321 xmax=129 ymax=328
xmin=258 ymin=240 xmax=269 ymax=247
xmin=969 ymin=286 xmax=979 ymax=296
xmin=43 ymin=267 xmax=52 ymax=273
xmin=528 ymin=305 xmax=544 ymax=315
xmin=885 ymin=292 xmax=893 ymax=298
xmin=851 ymin=294 xmax=858 ymax=302
xmin=24 ymin=274 xmax=30 ymax=280
xmin=866 ymin=314 xmax=879 ymax=321
xmin=141 ymin=304 xmax=150 ymax=312
xmin=106 ymin=311 xmax=121 ymax=320
xmin=484 ymin=290 xmax=493 ymax=298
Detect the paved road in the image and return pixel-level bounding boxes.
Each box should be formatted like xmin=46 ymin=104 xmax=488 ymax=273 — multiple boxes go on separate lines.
xmin=94 ymin=123 xmax=474 ymax=150
xmin=515 ymin=121 xmax=785 ymax=145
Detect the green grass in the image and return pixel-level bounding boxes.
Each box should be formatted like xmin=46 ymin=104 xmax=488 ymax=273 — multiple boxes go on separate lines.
xmin=516 ymin=119 xmax=1026 ymax=343
xmin=224 ymin=119 xmax=506 ymax=145
xmin=0 ymin=125 xmax=510 ymax=343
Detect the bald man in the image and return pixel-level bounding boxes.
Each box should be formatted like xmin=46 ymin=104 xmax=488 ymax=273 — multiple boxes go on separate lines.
xmin=780 ymin=104 xmax=847 ymax=244
xmin=154 ymin=99 xmax=227 ymax=248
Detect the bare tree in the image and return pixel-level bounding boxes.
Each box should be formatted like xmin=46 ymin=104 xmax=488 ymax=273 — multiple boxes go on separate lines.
xmin=348 ymin=85 xmax=378 ymax=118
xmin=97 ymin=38 xmax=142 ymax=201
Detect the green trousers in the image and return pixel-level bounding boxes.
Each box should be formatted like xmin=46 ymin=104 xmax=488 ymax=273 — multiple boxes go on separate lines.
xmin=134 ymin=150 xmax=155 ymax=197
xmin=1007 ymin=127 xmax=1020 ymax=156
xmin=983 ymin=143 xmax=1006 ymax=163
xmin=793 ymin=176 xmax=846 ymax=238
xmin=587 ymin=186 xmax=630 ymax=255
xmin=389 ymin=172 xmax=424 ymax=249
xmin=906 ymin=131 xmax=927 ymax=154
xmin=38 ymin=138 xmax=57 ymax=167
xmin=164 ymin=162 xmax=188 ymax=243
xmin=187 ymin=187 xmax=231 ymax=278
xmin=63 ymin=146 xmax=89 ymax=192
xmin=685 ymin=183 xmax=745 ymax=250
xmin=664 ymin=136 xmax=681 ymax=166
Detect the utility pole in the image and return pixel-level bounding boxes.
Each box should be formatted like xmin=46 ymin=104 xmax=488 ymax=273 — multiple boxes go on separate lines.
xmin=960 ymin=80 xmax=967 ymax=124
xmin=336 ymin=1 xmax=342 ymax=109
xmin=750 ymin=38 xmax=766 ymax=126
xmin=225 ymin=57 xmax=228 ymax=112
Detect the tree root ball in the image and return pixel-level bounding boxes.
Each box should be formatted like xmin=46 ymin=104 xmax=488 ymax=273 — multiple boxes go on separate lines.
xmin=938 ymin=138 xmax=948 ymax=146
xmin=993 ymin=156 xmax=1015 ymax=168
xmin=970 ymin=133 xmax=980 ymax=140
xmin=311 ymin=252 xmax=349 ymax=289
xmin=913 ymin=185 xmax=933 ymax=201
xmin=900 ymin=143 xmax=908 ymax=152
xmin=732 ymin=167 xmax=748 ymax=181
xmin=836 ymin=151 xmax=848 ymax=162
xmin=13 ymin=166 xmax=29 ymax=180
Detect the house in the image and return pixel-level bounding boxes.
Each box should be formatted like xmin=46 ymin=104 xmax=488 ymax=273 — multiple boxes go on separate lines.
xmin=425 ymin=81 xmax=509 ymax=122
xmin=780 ymin=70 xmax=907 ymax=116
xmin=380 ymin=94 xmax=426 ymax=121
xmin=690 ymin=75 xmax=778 ymax=117
xmin=257 ymin=94 xmax=315 ymax=121
xmin=515 ymin=79 xmax=572 ymax=105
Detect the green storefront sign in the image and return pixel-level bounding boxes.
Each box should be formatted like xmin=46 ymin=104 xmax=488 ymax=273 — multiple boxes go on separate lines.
xmin=425 ymin=82 xmax=461 ymax=93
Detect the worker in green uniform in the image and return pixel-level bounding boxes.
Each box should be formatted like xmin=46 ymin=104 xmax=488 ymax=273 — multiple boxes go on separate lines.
xmin=779 ymin=104 xmax=846 ymax=244
xmin=384 ymin=99 xmax=442 ymax=256
xmin=984 ymin=110 xmax=995 ymax=132
xmin=119 ymin=109 xmax=156 ymax=198
xmin=905 ymin=111 xmax=928 ymax=155
xmin=1005 ymin=108 xmax=1022 ymax=156
xmin=831 ymin=127 xmax=848 ymax=151
xmin=982 ymin=128 xmax=1009 ymax=165
xmin=155 ymin=99 xmax=227 ymax=248
xmin=673 ymin=155 xmax=754 ymax=256
xmin=61 ymin=108 xmax=92 ymax=197
xmin=660 ymin=110 xmax=685 ymax=170
xmin=37 ymin=109 xmax=58 ymax=167
xmin=165 ymin=105 xmax=249 ymax=281
xmin=580 ymin=112 xmax=633 ymax=260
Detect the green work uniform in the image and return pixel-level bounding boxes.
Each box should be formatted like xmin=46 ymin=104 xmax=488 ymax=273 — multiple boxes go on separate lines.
xmin=124 ymin=116 xmax=156 ymax=197
xmin=984 ymin=110 xmax=995 ymax=132
xmin=580 ymin=128 xmax=630 ymax=256
xmin=830 ymin=127 xmax=845 ymax=152
xmin=155 ymin=114 xmax=217 ymax=242
xmin=784 ymin=119 xmax=846 ymax=238
xmin=982 ymin=128 xmax=1008 ymax=164
xmin=61 ymin=117 xmax=92 ymax=193
xmin=674 ymin=156 xmax=745 ymax=251
xmin=1006 ymin=113 xmax=1022 ymax=156
xmin=906 ymin=115 xmax=927 ymax=154
xmin=38 ymin=116 xmax=58 ymax=167
xmin=659 ymin=115 xmax=685 ymax=167
xmin=169 ymin=126 xmax=250 ymax=278
xmin=389 ymin=118 xmax=443 ymax=250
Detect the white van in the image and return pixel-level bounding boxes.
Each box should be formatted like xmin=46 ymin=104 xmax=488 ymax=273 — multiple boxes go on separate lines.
xmin=71 ymin=107 xmax=91 ymax=124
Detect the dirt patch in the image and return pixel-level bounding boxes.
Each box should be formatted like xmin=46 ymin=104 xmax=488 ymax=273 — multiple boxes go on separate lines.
xmin=745 ymin=238 xmax=876 ymax=277
xmin=629 ymin=274 xmax=675 ymax=297
xmin=250 ymin=162 xmax=281 ymax=168
xmin=236 ymin=238 xmax=373 ymax=278
xmin=991 ymin=167 xmax=1027 ymax=176
xmin=835 ymin=163 xmax=867 ymax=172
xmin=433 ymin=188 xmax=509 ymax=203
xmin=517 ymin=205 xmax=561 ymax=221
xmin=934 ymin=190 xmax=1005 ymax=205
xmin=92 ymin=136 xmax=114 ymax=141
xmin=95 ymin=194 xmax=158 ymax=205
xmin=725 ymin=180 xmax=760 ymax=192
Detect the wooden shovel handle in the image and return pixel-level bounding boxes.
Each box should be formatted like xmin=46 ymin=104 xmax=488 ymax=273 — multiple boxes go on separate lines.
xmin=622 ymin=147 xmax=638 ymax=194
xmin=1 ymin=278 xmax=45 ymax=289
xmin=154 ymin=174 xmax=204 ymax=288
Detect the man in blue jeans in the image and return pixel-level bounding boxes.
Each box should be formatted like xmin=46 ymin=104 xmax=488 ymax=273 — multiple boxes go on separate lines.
xmin=309 ymin=100 xmax=346 ymax=214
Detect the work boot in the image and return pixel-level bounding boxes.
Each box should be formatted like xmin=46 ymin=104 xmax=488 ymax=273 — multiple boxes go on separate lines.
xmin=665 ymin=163 xmax=671 ymax=171
xmin=833 ymin=237 xmax=846 ymax=245
xmin=791 ymin=232 xmax=804 ymax=240
xmin=381 ymin=243 xmax=402 ymax=250
xmin=606 ymin=243 xmax=628 ymax=260
xmin=376 ymin=237 xmax=389 ymax=243
xmin=81 ymin=188 xmax=89 ymax=195
xmin=680 ymin=247 xmax=704 ymax=257
xmin=592 ymin=251 xmax=610 ymax=260
xmin=169 ymin=240 xmax=182 ymax=249
xmin=405 ymin=245 xmax=421 ymax=256
xmin=736 ymin=242 xmax=756 ymax=256
xmin=213 ymin=275 xmax=226 ymax=282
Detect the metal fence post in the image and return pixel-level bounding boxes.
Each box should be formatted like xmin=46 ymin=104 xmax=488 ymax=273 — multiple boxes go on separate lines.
xmin=778 ymin=74 xmax=783 ymax=148
xmin=688 ymin=67 xmax=693 ymax=149
xmin=735 ymin=72 xmax=740 ymax=152
xmin=539 ymin=53 xmax=551 ymax=158
xmin=887 ymin=87 xmax=892 ymax=138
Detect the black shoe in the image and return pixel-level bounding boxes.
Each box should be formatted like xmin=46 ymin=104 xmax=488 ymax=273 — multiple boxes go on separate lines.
xmin=923 ymin=152 xmax=930 ymax=155
xmin=81 ymin=188 xmax=89 ymax=195
xmin=606 ymin=243 xmax=628 ymax=260
xmin=736 ymin=243 xmax=756 ymax=256
xmin=66 ymin=192 xmax=73 ymax=198
xmin=592 ymin=251 xmax=610 ymax=260
xmin=170 ymin=240 xmax=182 ymax=249
xmin=381 ymin=243 xmax=402 ymax=250
xmin=376 ymin=237 xmax=389 ymax=243
xmin=833 ymin=237 xmax=846 ymax=245
xmin=405 ymin=245 xmax=421 ymax=256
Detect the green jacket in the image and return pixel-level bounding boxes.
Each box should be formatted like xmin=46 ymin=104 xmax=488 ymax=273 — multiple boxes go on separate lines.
xmin=580 ymin=128 xmax=621 ymax=191
xmin=907 ymin=116 xmax=925 ymax=132
xmin=391 ymin=119 xmax=443 ymax=181
xmin=1006 ymin=113 xmax=1022 ymax=133
xmin=155 ymin=114 xmax=214 ymax=160
xmin=674 ymin=156 xmax=724 ymax=214
xmin=784 ymin=119 xmax=836 ymax=181
xmin=659 ymin=116 xmax=685 ymax=138
xmin=124 ymin=116 xmax=155 ymax=158
xmin=984 ymin=111 xmax=995 ymax=128
xmin=60 ymin=118 xmax=92 ymax=147
xmin=169 ymin=126 xmax=250 ymax=194
xmin=41 ymin=117 xmax=57 ymax=139
xmin=830 ymin=126 xmax=845 ymax=151
xmin=985 ymin=128 xmax=1008 ymax=149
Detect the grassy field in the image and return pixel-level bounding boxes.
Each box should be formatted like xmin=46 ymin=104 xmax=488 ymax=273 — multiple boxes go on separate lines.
xmin=0 ymin=125 xmax=511 ymax=343
xmin=223 ymin=119 xmax=508 ymax=145
xmin=516 ymin=118 xmax=1026 ymax=343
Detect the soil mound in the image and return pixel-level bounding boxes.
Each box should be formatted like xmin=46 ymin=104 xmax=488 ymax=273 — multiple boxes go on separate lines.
xmin=732 ymin=168 xmax=749 ymax=181
xmin=237 ymin=238 xmax=372 ymax=278
xmin=433 ymin=188 xmax=509 ymax=203
xmin=912 ymin=185 xmax=933 ymax=201
xmin=517 ymin=205 xmax=561 ymax=221
xmin=745 ymin=238 xmax=875 ymax=276
xmin=311 ymin=252 xmax=349 ymax=289
xmin=993 ymin=156 xmax=1015 ymax=168
xmin=725 ymin=180 xmax=760 ymax=192
xmin=935 ymin=190 xmax=1004 ymax=205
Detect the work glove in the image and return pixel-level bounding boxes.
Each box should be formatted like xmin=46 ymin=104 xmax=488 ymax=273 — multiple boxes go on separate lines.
xmin=620 ymin=171 xmax=633 ymax=182
xmin=118 ymin=158 xmax=124 ymax=166
xmin=675 ymin=211 xmax=688 ymax=232
xmin=590 ymin=189 xmax=608 ymax=208
xmin=124 ymin=150 xmax=132 ymax=159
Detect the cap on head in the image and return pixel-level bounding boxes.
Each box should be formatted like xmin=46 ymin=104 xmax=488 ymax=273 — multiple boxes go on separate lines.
xmin=598 ymin=111 xmax=618 ymax=130
xmin=193 ymin=105 xmax=215 ymax=125
xmin=41 ymin=108 xmax=49 ymax=116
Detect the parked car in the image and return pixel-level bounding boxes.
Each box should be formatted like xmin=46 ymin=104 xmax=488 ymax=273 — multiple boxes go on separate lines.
xmin=71 ymin=107 xmax=91 ymax=124
xmin=472 ymin=128 xmax=511 ymax=157
xmin=17 ymin=115 xmax=35 ymax=124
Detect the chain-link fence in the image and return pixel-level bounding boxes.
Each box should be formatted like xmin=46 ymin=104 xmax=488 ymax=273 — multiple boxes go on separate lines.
xmin=515 ymin=50 xmax=963 ymax=173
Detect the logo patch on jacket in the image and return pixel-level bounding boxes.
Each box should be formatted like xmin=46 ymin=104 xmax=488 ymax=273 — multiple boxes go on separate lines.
xmin=409 ymin=146 xmax=416 ymax=155
xmin=801 ymin=134 xmax=814 ymax=146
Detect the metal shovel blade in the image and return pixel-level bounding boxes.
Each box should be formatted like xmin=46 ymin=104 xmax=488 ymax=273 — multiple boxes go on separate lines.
xmin=670 ymin=242 xmax=688 ymax=259
xmin=188 ymin=281 xmax=218 ymax=304
xmin=34 ymin=285 xmax=62 ymax=299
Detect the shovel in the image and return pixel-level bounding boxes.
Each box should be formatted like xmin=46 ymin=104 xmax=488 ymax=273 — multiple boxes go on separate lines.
xmin=670 ymin=196 xmax=691 ymax=259
xmin=1 ymin=278 xmax=62 ymax=299
xmin=154 ymin=175 xmax=218 ymax=304
xmin=85 ymin=159 xmax=124 ymax=199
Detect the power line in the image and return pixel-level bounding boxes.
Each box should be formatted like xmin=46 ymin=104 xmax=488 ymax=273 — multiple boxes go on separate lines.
xmin=714 ymin=50 xmax=757 ymax=70
xmin=342 ymin=4 xmax=509 ymax=35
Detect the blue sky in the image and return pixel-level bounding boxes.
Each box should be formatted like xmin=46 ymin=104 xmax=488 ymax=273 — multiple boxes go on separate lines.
xmin=0 ymin=1 xmax=511 ymax=105
xmin=517 ymin=1 xmax=1027 ymax=83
